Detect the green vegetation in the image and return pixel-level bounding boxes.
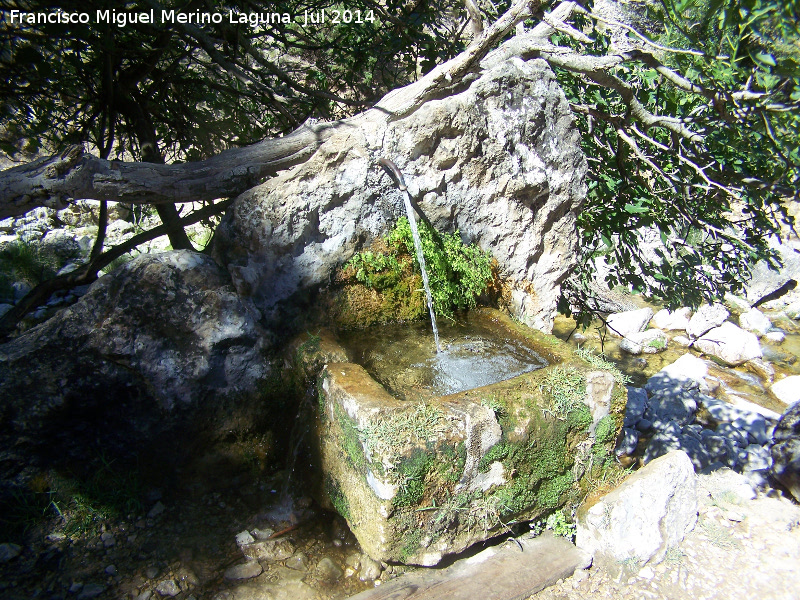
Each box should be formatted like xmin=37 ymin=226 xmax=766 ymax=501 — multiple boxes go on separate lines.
xmin=0 ymin=457 xmax=143 ymax=540
xmin=556 ymin=0 xmax=799 ymax=315
xmin=0 ymin=239 xmax=72 ymax=300
xmin=344 ymin=217 xmax=494 ymax=321
xmin=539 ymin=366 xmax=587 ymax=421
xmin=395 ymin=450 xmax=435 ymax=508
xmin=545 ymin=509 xmax=577 ymax=541
xmin=647 ymin=337 xmax=667 ymax=351
xmin=593 ymin=415 xmax=617 ymax=445
xmin=99 ymin=252 xmax=136 ymax=275
xmin=325 ymin=476 xmax=351 ymax=522
xmin=389 ymin=218 xmax=494 ymax=318
xmin=358 ymin=402 xmax=452 ymax=460
xmin=574 ymin=347 xmax=631 ymax=386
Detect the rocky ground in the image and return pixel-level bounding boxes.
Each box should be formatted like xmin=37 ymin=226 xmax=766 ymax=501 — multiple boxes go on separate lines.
xmin=2 ymin=204 xmax=800 ymax=600
xmin=0 ymin=468 xmax=395 ymax=600
xmin=530 ymin=468 xmax=800 ymax=600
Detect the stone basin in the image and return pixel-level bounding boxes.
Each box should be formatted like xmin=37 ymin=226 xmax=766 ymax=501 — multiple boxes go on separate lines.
xmin=299 ymin=309 xmax=627 ymax=566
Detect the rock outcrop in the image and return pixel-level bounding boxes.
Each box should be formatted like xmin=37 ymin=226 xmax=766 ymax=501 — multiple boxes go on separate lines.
xmin=212 ymin=57 xmax=586 ymax=334
xmin=576 ymin=450 xmax=697 ymax=567
xmin=0 ymin=251 xmax=274 ymax=489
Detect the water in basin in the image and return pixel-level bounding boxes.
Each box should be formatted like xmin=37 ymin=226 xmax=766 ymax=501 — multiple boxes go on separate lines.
xmin=337 ymin=313 xmax=548 ymax=399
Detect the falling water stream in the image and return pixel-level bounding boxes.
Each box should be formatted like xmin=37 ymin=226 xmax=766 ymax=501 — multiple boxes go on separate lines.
xmin=379 ymin=157 xmax=441 ymax=352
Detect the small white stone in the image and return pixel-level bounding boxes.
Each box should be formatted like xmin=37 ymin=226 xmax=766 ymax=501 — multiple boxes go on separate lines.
xmin=765 ymin=331 xmax=785 ymax=343
xmin=771 ymin=376 xmax=800 ymax=405
xmin=638 ymin=565 xmax=655 ymax=579
xmin=235 ymin=530 xmax=255 ymax=546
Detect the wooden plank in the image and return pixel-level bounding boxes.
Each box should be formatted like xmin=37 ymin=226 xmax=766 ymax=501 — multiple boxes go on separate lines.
xmin=347 ymin=533 xmax=592 ymax=600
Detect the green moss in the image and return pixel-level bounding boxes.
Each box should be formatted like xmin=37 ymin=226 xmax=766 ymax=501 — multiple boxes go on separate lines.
xmin=492 ymin=478 xmax=537 ymax=518
xmin=330 ymin=217 xmax=494 ymax=327
xmin=438 ymin=441 xmax=467 ymax=484
xmin=395 ymin=449 xmax=435 ymax=508
xmin=536 ymin=472 xmax=574 ymax=509
xmin=399 ymin=528 xmax=423 ymax=563
xmin=567 ymin=404 xmax=592 ymax=431
xmin=325 ymin=476 xmax=351 ymax=521
xmin=540 ymin=366 xmax=587 ymax=421
xmin=593 ymin=415 xmax=616 ymax=445
xmin=335 ymin=404 xmax=367 ymax=473
xmin=478 ymin=441 xmax=510 ymax=473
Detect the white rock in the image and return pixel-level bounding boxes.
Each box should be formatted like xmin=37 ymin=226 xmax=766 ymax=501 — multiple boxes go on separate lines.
xmin=619 ymin=329 xmax=669 ymax=355
xmin=770 ymin=376 xmax=800 ymax=405
xmin=724 ymin=293 xmax=751 ymax=312
xmin=235 ymin=530 xmax=255 ymax=546
xmin=223 ymin=561 xmax=263 ymax=581
xmin=686 ymin=304 xmax=729 ymax=338
xmin=606 ymin=308 xmax=654 ymax=338
xmin=652 ymin=307 xmax=692 ymax=331
xmin=738 ymin=309 xmax=772 ymax=336
xmin=576 ymin=450 xmax=697 ymax=565
xmin=765 ymin=330 xmax=785 ymax=343
xmin=672 ymin=335 xmax=691 ymax=347
xmin=645 ymin=353 xmax=709 ymax=395
xmin=694 ymin=322 xmax=762 ymax=366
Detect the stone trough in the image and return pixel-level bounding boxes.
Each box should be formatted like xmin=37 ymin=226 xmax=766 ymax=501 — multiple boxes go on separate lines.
xmin=296 ymin=309 xmax=628 ymax=566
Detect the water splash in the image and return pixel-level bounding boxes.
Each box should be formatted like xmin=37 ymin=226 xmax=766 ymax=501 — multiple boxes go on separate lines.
xmin=378 ymin=157 xmax=440 ymax=352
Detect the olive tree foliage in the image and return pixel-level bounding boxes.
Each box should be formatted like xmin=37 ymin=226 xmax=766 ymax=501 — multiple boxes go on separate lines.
xmin=549 ymin=0 xmax=800 ymax=317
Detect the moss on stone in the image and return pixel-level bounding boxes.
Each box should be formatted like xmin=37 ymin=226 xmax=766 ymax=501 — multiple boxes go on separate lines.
xmin=398 ymin=527 xmax=423 ymax=563
xmin=325 ymin=476 xmax=351 ymax=522
xmin=567 ymin=403 xmax=592 ymax=431
xmin=334 ymin=403 xmax=367 ymax=474
xmin=478 ymin=441 xmax=510 ymax=473
xmin=593 ymin=414 xmax=616 ymax=445
xmin=437 ymin=441 xmax=467 ymax=484
xmin=394 ymin=449 xmax=435 ymax=508
xmin=536 ymin=472 xmax=574 ymax=509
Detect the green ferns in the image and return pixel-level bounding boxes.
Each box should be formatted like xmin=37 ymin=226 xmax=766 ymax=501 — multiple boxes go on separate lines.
xmin=347 ymin=217 xmax=493 ymax=318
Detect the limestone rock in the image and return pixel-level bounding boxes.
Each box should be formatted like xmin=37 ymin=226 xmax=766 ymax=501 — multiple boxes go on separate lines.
xmin=240 ymin=539 xmax=295 ymax=562
xmin=154 ymin=580 xmax=181 ymax=597
xmin=771 ymin=376 xmax=800 ymax=405
xmin=619 ymin=329 xmax=668 ymax=355
xmin=224 ymin=561 xmax=263 ymax=581
xmin=645 ymin=354 xmax=709 ymax=395
xmin=771 ymin=401 xmax=800 ymax=501
xmin=623 ymin=387 xmax=647 ymax=428
xmin=615 ymin=427 xmax=639 ymax=457
xmin=744 ymin=237 xmax=800 ymax=309
xmin=694 ymin=322 xmax=762 ymax=366
xmin=213 ymin=58 xmax=586 ymax=333
xmin=765 ymin=330 xmax=786 ymax=343
xmin=576 ymin=450 xmax=697 ymax=566
xmin=605 ymin=308 xmax=654 ymax=338
xmin=652 ymin=307 xmax=692 ymax=331
xmin=672 ymin=335 xmax=691 ymax=347
xmin=739 ymin=309 xmax=772 ymax=336
xmin=314 ymin=557 xmax=344 ymax=582
xmin=0 ymin=251 xmax=273 ymax=489
xmin=686 ymin=304 xmax=729 ymax=339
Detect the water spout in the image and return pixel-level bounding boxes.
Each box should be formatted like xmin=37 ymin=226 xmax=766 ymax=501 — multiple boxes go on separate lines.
xmin=378 ymin=158 xmax=441 ymax=352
